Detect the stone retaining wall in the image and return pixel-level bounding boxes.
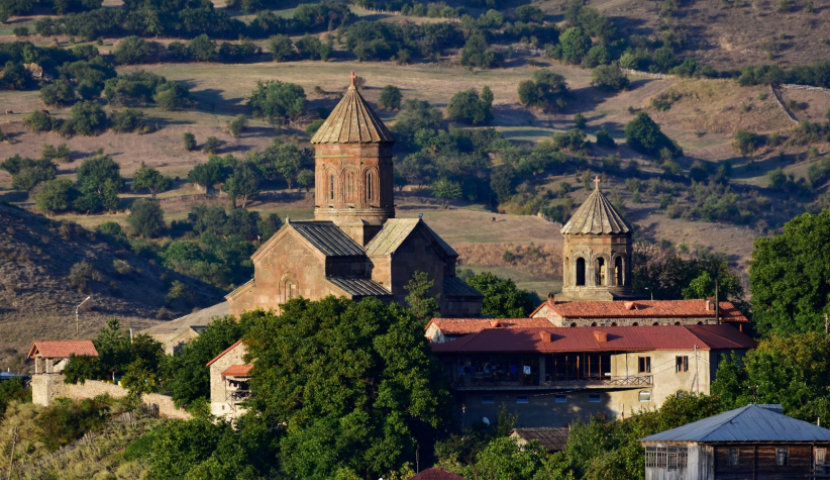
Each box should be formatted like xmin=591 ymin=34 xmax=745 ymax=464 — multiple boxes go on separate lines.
xmin=31 ymin=374 xmax=191 ymax=420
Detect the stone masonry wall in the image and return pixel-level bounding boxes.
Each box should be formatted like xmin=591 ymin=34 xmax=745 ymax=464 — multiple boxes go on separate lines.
xmin=31 ymin=374 xmax=191 ymax=419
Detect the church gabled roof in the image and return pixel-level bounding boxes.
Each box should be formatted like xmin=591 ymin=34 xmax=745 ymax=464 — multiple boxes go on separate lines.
xmin=327 ymin=277 xmax=392 ymax=297
xmin=560 ymin=183 xmax=631 ymax=235
xmin=289 ymin=221 xmax=365 ymax=257
xmin=310 ymin=74 xmax=394 ymax=145
xmin=364 ymin=218 xmax=457 ymax=258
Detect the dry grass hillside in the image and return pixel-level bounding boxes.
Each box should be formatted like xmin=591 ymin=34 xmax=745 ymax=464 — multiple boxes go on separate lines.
xmin=0 ymin=202 xmax=224 ymax=368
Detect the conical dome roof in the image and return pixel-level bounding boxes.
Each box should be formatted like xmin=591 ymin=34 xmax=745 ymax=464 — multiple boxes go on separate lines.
xmin=561 ymin=182 xmax=631 ymax=235
xmin=311 ymin=74 xmax=394 ymax=145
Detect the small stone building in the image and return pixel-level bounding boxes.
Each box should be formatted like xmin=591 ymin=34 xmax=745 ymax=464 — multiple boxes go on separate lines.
xmin=640 ymin=404 xmax=830 ymax=480
xmin=27 ymin=340 xmax=98 ymax=374
xmin=225 ymin=74 xmax=483 ymax=318
xmin=510 ymin=427 xmax=570 ymax=452
xmin=206 ymin=340 xmax=251 ymax=422
xmin=142 ymin=302 xmax=229 ymax=355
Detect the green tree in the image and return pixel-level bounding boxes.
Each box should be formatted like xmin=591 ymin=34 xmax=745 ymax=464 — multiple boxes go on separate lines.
xmin=188 ymin=34 xmax=217 ymax=62
xmin=297 ymin=168 xmax=315 ymax=192
xmin=24 ymin=110 xmax=57 ymax=132
xmin=591 ymin=65 xmax=630 ymax=92
xmin=750 ymin=210 xmax=830 ymax=335
xmin=227 ymin=114 xmax=247 ymax=137
xmin=447 ymin=88 xmax=492 ymax=125
xmin=188 ymin=156 xmax=229 ymax=193
xmin=595 ymin=125 xmax=615 ymax=148
xmin=154 ymin=82 xmax=192 ymax=110
xmin=248 ymin=80 xmax=307 ymax=121
xmin=114 ymin=35 xmax=153 ymax=64
xmin=465 ymin=272 xmax=535 ymax=318
xmin=460 ymin=33 xmax=502 ymax=69
xmin=379 ymin=85 xmax=402 ymax=110
xmin=296 ymin=33 xmax=323 ymax=59
xmin=203 ymin=136 xmax=221 ymax=154
xmin=183 ymin=132 xmax=197 ymax=151
xmin=560 ymin=27 xmax=592 ymax=64
xmin=1 ymin=61 xmax=33 ymax=90
xmin=405 ymin=271 xmax=441 ymax=323
xmin=0 ymin=377 xmax=29 ymax=418
xmin=40 ymin=80 xmax=76 ymax=107
xmin=75 ymin=153 xmax=123 ymax=212
xmin=464 ymin=437 xmax=546 ymax=480
xmin=110 ymin=108 xmax=149 ymax=133
xmin=222 ymin=161 xmax=261 ymax=208
xmin=35 ymin=178 xmax=75 ymax=213
xmin=127 ymin=198 xmax=165 ymax=238
xmin=733 ymin=130 xmax=765 ymax=156
xmin=517 ymin=70 xmax=569 ymax=113
xmin=244 ymin=296 xmax=452 ymax=480
xmin=624 ymin=112 xmax=682 ymax=159
xmin=132 ymin=162 xmax=172 ymax=194
xmin=267 ymin=34 xmax=294 ymax=62
xmin=431 ymin=177 xmax=462 ymax=205
xmin=67 ymin=100 xmax=109 ymax=136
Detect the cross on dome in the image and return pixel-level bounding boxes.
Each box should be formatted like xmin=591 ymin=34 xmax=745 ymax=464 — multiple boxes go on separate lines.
xmin=349 ymin=71 xmax=357 ymax=87
xmin=593 ymin=175 xmax=601 ymax=190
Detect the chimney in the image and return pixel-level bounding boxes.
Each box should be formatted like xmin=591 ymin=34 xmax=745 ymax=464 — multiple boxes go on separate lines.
xmin=705 ymin=298 xmax=713 ymax=311
xmin=593 ymin=331 xmax=608 ymax=343
xmin=539 ymin=332 xmax=554 ymax=342
xmin=490 ymin=320 xmax=504 ymax=328
xmin=547 ymin=293 xmax=556 ymax=305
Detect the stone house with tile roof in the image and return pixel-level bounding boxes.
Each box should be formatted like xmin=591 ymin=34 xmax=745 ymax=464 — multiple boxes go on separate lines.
xmin=28 ymin=340 xmax=98 ymax=374
xmin=206 ymin=339 xmax=251 ymax=422
xmin=226 ymin=74 xmax=482 ymax=318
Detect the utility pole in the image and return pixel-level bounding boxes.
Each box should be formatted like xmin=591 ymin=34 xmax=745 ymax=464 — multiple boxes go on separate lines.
xmin=715 ymin=278 xmax=720 ymax=325
xmin=416 ymin=444 xmax=420 ymax=473
xmin=694 ymin=345 xmax=699 ymax=395
xmin=6 ymin=427 xmax=18 ymax=480
xmin=75 ymin=296 xmax=91 ymax=339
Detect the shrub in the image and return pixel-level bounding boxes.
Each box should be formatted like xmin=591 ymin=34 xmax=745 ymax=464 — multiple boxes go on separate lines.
xmin=24 ymin=110 xmax=59 ymax=132
xmin=379 ymin=85 xmax=402 ymax=110
xmin=624 ymin=112 xmax=682 ymax=159
xmin=552 ymin=128 xmax=587 ymax=152
xmin=110 ymin=109 xmax=150 ymax=133
xmin=67 ymin=100 xmax=108 ymax=136
xmin=40 ymin=80 xmax=77 ymax=107
xmin=35 ymin=179 xmax=76 ymax=214
xmin=42 ymin=143 xmax=72 ymax=163
xmin=460 ymin=33 xmax=502 ymax=69
xmin=228 ymin=114 xmax=248 ymax=137
xmin=98 ymin=221 xmax=125 ymax=239
xmin=574 ymin=113 xmax=586 ymax=130
xmin=188 ymin=34 xmax=217 ymax=62
xmin=68 ymin=260 xmax=100 ymax=291
xmin=733 ymin=130 xmax=765 ymax=156
xmin=595 ymin=125 xmax=615 ymax=148
xmin=114 ymin=36 xmax=154 ymax=65
xmin=447 ymin=88 xmax=492 ymax=124
xmin=203 ymin=136 xmax=221 ymax=154
xmin=153 ymin=82 xmax=192 ymax=110
xmin=132 ymin=162 xmax=171 ymax=194
xmin=113 ymin=259 xmax=134 ymax=274
xmin=560 ymin=27 xmax=592 ymax=64
xmin=517 ymin=70 xmax=569 ymax=112
xmin=248 ymin=80 xmax=307 ymax=121
xmin=267 ymin=34 xmax=294 ymax=61
xmin=1 ymin=61 xmax=33 ymax=90
xmin=591 ymin=65 xmax=630 ymax=92
xmin=295 ymin=33 xmax=323 ymax=60
xmin=183 ymin=132 xmax=197 ymax=151
xmin=127 ymin=199 xmax=166 ymax=238
xmin=304 ymin=119 xmax=324 ymax=136
xmin=12 ymin=27 xmax=29 ymax=37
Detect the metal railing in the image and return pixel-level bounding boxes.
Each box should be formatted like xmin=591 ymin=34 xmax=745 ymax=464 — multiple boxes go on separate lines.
xmin=543 ymin=375 xmax=653 ymax=387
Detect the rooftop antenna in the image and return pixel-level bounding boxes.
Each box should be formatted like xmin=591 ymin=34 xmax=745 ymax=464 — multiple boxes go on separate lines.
xmin=76 ymin=296 xmax=92 ymax=339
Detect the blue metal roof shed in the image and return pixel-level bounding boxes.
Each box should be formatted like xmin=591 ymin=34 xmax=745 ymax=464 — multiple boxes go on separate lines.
xmin=641 ymin=404 xmax=830 ymax=443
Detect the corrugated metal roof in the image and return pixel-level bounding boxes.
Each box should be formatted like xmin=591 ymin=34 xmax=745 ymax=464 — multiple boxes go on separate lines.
xmin=310 ymin=84 xmax=394 ymax=144
xmin=28 ymin=340 xmax=98 ymax=359
xmin=142 ymin=302 xmax=230 ymax=336
xmin=561 ymin=186 xmax=631 ymax=235
xmin=290 ymin=221 xmax=365 ymax=257
xmin=364 ymin=218 xmax=457 ymax=258
xmin=543 ymin=300 xmax=749 ymax=323
xmin=431 ymin=324 xmax=756 ymax=354
xmin=326 ymin=277 xmax=392 ymax=297
xmin=443 ymin=276 xmax=484 ymax=298
xmin=640 ymin=404 xmax=830 ymax=443
xmin=512 ymin=428 xmax=570 ymax=451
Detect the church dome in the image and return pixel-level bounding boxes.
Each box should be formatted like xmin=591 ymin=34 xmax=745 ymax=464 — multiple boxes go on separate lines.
xmin=560 ymin=181 xmax=631 ymax=235
xmin=310 ymin=73 xmax=394 ymax=145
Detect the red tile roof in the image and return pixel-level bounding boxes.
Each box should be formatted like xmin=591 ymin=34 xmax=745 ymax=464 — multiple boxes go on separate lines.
xmin=409 ymin=468 xmax=468 ymax=480
xmin=28 ymin=340 xmax=98 ymax=359
xmin=221 ymin=364 xmax=253 ymax=378
xmin=431 ymin=325 xmax=756 ymax=354
xmin=206 ymin=339 xmax=244 ymax=367
xmin=426 ymin=318 xmax=553 ymax=336
xmin=537 ymin=300 xmax=748 ymax=323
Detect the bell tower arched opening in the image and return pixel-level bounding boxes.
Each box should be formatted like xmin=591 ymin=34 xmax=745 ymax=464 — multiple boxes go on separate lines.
xmin=576 ymin=258 xmax=586 ymax=286
xmin=615 ymin=256 xmax=623 ymax=286
xmin=595 ymin=257 xmax=606 ymax=286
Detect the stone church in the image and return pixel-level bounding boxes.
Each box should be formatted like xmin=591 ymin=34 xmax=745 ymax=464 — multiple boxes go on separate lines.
xmin=226 ymin=74 xmax=483 ymax=318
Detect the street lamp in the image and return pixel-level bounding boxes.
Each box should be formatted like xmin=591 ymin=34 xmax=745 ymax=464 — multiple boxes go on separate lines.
xmin=76 ymin=296 xmax=91 ymax=338
xmin=644 ymin=287 xmax=653 ymax=301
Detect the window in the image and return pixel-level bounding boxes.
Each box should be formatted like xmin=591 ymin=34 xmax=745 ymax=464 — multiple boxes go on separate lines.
xmin=615 ymin=256 xmax=623 ymax=285
xmin=638 ymin=356 xmax=651 ymax=373
xmin=516 ymin=395 xmax=529 ymax=404
xmin=646 ymin=447 xmax=657 ymax=468
xmin=329 ymin=173 xmax=335 ymax=201
xmin=555 ymin=394 xmax=567 ymax=403
xmin=595 ymin=257 xmax=605 ymax=286
xmin=589 ymin=393 xmax=601 ymax=403
xmin=576 ymin=258 xmax=586 ymax=286
xmin=482 ymin=395 xmax=494 ymax=404
xmin=776 ymin=448 xmax=788 ymax=466
xmin=646 ymin=446 xmax=687 ymax=470
xmin=639 ymin=390 xmax=652 ymax=402
xmin=676 ymin=356 xmax=689 ymax=373
xmin=729 ymin=448 xmax=739 ymax=466
xmin=366 ymin=171 xmax=374 ymax=201
xmin=344 ymin=170 xmax=355 ymax=202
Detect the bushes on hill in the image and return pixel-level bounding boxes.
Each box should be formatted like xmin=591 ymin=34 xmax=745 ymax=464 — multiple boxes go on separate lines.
xmin=517 ymin=70 xmax=569 ymax=113
xmin=733 ymin=130 xmax=765 ymax=156
xmin=447 ymin=87 xmax=493 ymax=124
xmin=248 ymin=80 xmax=306 ymax=121
xmin=110 ymin=108 xmax=154 ymax=134
xmin=132 ymin=162 xmax=172 ymax=194
xmin=1 ymin=155 xmax=58 ymax=192
xmin=624 ymin=112 xmax=682 ymax=159
xmin=460 ymin=33 xmax=503 ymax=69
xmin=35 ymin=178 xmax=76 ymax=214
xmin=113 ymin=35 xmax=156 ymax=64
xmin=67 ymin=100 xmax=109 ymax=136
xmin=591 ymin=65 xmax=630 ymax=92
xmin=267 ymin=34 xmax=294 ymax=61
xmin=40 ymin=80 xmax=77 ymax=107
xmin=379 ymin=85 xmax=402 ymax=110
xmin=183 ymin=132 xmax=197 ymax=151
xmin=127 ymin=199 xmax=166 ymax=238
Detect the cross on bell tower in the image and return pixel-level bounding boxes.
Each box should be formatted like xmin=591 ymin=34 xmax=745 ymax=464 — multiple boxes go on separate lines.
xmin=349 ymin=71 xmax=357 ymax=87
xmin=593 ymin=176 xmax=601 ymax=190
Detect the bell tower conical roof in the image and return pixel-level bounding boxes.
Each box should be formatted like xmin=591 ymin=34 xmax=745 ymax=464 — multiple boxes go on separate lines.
xmin=310 ymin=73 xmax=394 ymax=145
xmin=560 ymin=179 xmax=631 ymax=235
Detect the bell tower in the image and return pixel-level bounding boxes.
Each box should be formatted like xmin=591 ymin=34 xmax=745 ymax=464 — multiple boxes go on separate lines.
xmin=558 ymin=177 xmax=635 ymax=301
xmin=310 ymin=72 xmax=395 ymax=245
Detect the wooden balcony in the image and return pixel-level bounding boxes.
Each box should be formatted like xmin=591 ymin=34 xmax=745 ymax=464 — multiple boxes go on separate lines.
xmin=453 ymin=374 xmax=652 ymax=391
